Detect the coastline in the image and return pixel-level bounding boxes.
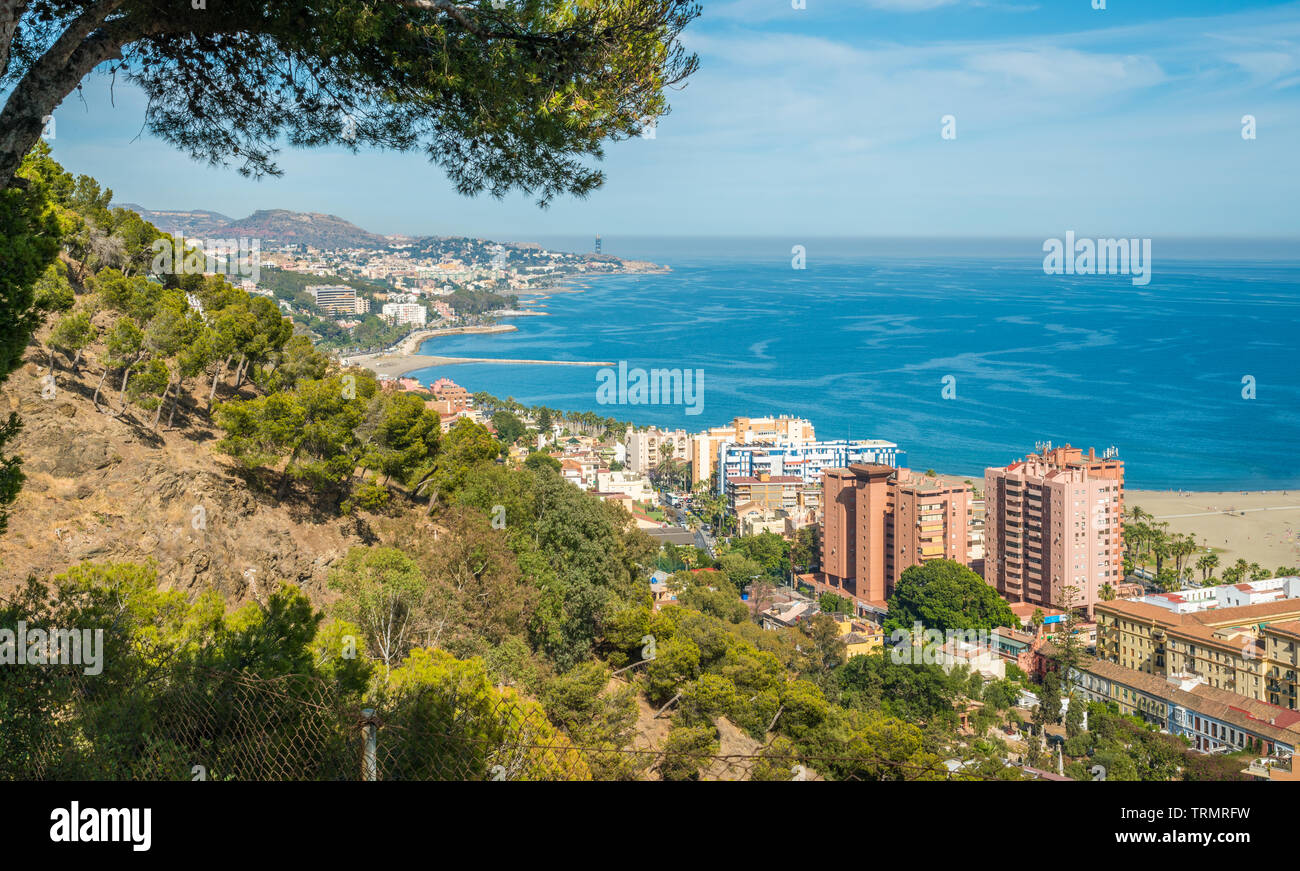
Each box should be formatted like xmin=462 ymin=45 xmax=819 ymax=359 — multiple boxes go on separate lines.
xmin=349 ymin=274 xmax=1299 ymax=571
xmin=345 ymin=322 xmax=614 ymax=378
xmin=398 ymin=323 xmax=516 ymax=355
xmin=342 ymin=268 xmax=666 ymax=376
xmin=355 ymin=353 xmax=615 ymax=378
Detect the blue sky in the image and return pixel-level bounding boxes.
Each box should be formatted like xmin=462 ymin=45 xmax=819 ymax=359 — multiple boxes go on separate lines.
xmin=40 ymin=0 xmax=1300 ymax=238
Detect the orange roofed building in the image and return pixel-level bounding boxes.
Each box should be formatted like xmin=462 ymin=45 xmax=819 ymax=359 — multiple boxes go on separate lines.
xmin=984 ymin=444 xmax=1124 ymax=619
xmin=816 ymin=465 xmax=979 ymax=617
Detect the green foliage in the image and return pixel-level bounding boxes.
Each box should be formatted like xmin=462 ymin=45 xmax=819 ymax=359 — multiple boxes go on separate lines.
xmin=2 ymin=2 xmax=702 ymax=204
xmin=345 ymin=481 xmax=391 ymax=513
xmin=48 ymin=309 xmax=95 ymax=368
xmin=838 ymin=652 xmax=968 ymax=727
xmin=216 ymin=372 xmax=381 ymax=496
xmin=541 ymin=661 xmax=640 ymax=779
xmin=723 ymin=531 xmax=790 ymax=582
xmin=33 ymin=260 xmax=74 ymax=313
xmin=1069 ymin=702 xmax=1252 ymax=782
xmin=0 ymin=562 xmax=359 ymax=780
xmin=328 ymin=547 xmax=426 ymax=669
xmin=885 ymin=559 xmax=1018 ymax=634
xmin=394 ymin=506 xmax=536 ymax=659
xmin=819 ymin=592 xmax=853 ymax=615
xmin=359 ymin=389 xmax=442 ymax=488
xmin=791 ymin=525 xmax=820 ymax=573
xmin=414 ymin=418 xmax=502 ymax=503
xmin=524 ymin=451 xmax=561 ymax=473
xmin=658 ymin=724 xmax=718 ymax=781
xmin=676 ymin=582 xmax=748 ymax=625
xmin=0 ymin=144 xmax=67 ymax=533
xmin=491 ymin=410 xmax=526 ymax=444
xmin=378 ymin=648 xmax=588 ymax=781
xmin=716 ymin=551 xmax=765 ymax=593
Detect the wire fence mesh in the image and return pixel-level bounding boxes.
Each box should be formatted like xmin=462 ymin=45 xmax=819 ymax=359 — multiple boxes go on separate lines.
xmin=8 ymin=665 xmax=1018 ymax=781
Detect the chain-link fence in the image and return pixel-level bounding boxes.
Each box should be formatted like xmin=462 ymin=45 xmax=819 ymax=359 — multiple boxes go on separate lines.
xmin=8 ymin=666 xmax=1019 ymax=781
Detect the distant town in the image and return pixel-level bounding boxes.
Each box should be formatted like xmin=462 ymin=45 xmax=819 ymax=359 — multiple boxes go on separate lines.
xmin=130 ymin=208 xmax=666 ymax=357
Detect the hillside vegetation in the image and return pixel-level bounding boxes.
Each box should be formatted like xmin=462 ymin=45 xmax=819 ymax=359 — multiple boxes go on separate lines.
xmin=1 ymin=149 xmax=1035 ymax=781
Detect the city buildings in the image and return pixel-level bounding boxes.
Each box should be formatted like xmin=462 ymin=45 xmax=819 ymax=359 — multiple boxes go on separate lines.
xmin=1072 ymin=658 xmax=1300 ymax=756
xmin=817 ymin=465 xmax=980 ymax=614
xmin=381 ymin=302 xmax=429 ymax=326
xmin=1094 ymin=590 xmax=1300 ymax=710
xmin=594 ymin=469 xmax=655 ymax=502
xmin=311 ymin=284 xmax=359 ymax=315
xmin=625 ymin=427 xmax=689 ymax=476
xmin=1134 ymin=577 xmax=1300 ymax=615
xmin=425 ymin=377 xmax=474 ymax=429
xmin=713 ymin=438 xmax=903 ymax=495
xmin=724 ymin=473 xmax=802 ymax=515
xmin=984 ymin=444 xmax=1125 ymax=618
xmin=687 ymin=415 xmax=816 ymax=486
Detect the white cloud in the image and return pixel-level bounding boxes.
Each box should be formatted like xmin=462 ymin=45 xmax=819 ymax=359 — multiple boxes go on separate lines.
xmin=965 ymin=49 xmax=1165 ymax=93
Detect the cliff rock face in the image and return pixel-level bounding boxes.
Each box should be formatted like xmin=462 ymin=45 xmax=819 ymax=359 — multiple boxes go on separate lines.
xmin=1 ymin=357 xmax=372 ymax=604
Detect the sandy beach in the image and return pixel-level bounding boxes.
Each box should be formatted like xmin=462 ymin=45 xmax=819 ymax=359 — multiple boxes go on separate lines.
xmin=1125 ymin=489 xmax=1300 ymax=571
xmin=345 ymin=323 xmax=613 ymax=378
xmin=394 ymin=323 xmax=515 ymax=355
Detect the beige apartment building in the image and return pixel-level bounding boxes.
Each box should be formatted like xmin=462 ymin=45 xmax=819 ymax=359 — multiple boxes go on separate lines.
xmin=1095 ymin=597 xmax=1300 ymax=710
xmin=820 ymin=465 xmax=978 ymax=609
xmin=725 ymin=473 xmax=802 ymax=516
xmin=625 ymin=427 xmax=689 ymax=476
xmin=984 ymin=444 xmax=1124 ymax=617
xmin=688 ymin=415 xmax=815 ymax=486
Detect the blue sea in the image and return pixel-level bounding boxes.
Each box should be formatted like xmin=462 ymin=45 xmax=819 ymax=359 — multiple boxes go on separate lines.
xmin=407 ymin=237 xmax=1300 ymax=490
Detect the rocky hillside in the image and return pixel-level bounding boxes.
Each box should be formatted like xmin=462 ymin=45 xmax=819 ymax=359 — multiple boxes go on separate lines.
xmin=0 ymin=336 xmax=405 ymax=604
xmin=220 ymin=209 xmax=388 ymax=248
xmin=112 ymin=206 xmax=233 ymax=238
xmin=117 ymin=204 xmax=389 ymax=249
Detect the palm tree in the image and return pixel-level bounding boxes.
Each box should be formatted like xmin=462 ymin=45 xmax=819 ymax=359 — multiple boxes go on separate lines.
xmin=1151 ymin=528 xmax=1172 ymax=575
xmin=1171 ymin=534 xmax=1198 ymax=578
xmin=1223 ymin=558 xmax=1250 ymax=585
xmin=1196 ymin=552 xmax=1219 ymax=582
xmin=1099 ymin=583 xmax=1116 ymax=602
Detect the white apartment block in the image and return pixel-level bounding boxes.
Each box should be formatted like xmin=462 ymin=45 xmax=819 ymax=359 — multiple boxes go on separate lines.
xmin=380 ymin=302 xmax=429 ymax=326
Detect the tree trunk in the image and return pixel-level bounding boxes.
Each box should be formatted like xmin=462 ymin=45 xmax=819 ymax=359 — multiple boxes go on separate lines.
xmin=70 ymin=347 xmax=83 ymax=372
xmin=152 ymin=377 xmax=172 ymax=429
xmin=208 ymin=360 xmax=226 ymax=407
xmin=277 ymin=443 xmax=303 ymax=499
xmin=92 ymin=365 xmax=108 ymax=411
xmin=0 ymin=3 xmax=131 ymax=188
xmin=167 ymin=378 xmax=183 ymax=428
xmin=117 ymin=364 xmax=131 ymax=413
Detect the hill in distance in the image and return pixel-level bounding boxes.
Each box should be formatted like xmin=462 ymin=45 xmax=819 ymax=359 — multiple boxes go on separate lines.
xmin=114 ymin=205 xmax=233 ymax=238
xmin=116 ymin=204 xmax=390 ymax=249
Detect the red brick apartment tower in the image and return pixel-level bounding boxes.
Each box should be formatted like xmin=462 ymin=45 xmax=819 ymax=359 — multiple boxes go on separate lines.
xmin=985 ymin=445 xmax=1124 ymax=618
xmin=820 ymin=464 xmax=896 ymax=607
xmin=890 ymin=470 xmax=972 ymax=581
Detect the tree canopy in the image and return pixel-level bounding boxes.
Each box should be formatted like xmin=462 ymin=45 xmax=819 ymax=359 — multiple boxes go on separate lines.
xmin=885 ymin=559 xmax=1018 ymax=634
xmin=0 ymin=1 xmax=701 ymax=196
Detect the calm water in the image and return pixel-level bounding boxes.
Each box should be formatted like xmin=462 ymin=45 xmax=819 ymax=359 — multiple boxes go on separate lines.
xmin=408 ymin=238 xmax=1300 ymax=490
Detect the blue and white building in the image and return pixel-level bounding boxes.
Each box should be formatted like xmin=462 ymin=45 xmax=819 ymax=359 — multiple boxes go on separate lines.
xmin=714 ymin=439 xmax=904 ymax=495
